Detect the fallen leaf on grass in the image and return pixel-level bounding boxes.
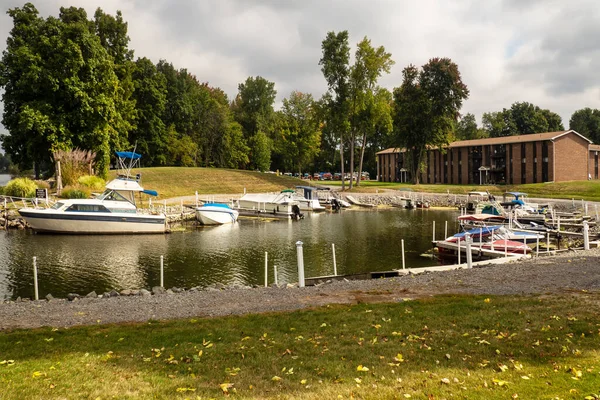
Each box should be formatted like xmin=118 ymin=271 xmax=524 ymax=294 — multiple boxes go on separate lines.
xmin=357 ymin=365 xmax=369 ymax=372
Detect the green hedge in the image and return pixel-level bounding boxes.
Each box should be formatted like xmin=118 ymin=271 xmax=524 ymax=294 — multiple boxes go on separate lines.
xmin=4 ymin=178 xmax=37 ymax=198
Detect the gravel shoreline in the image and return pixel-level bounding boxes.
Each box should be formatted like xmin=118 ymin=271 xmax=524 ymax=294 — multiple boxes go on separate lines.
xmin=1 ymin=248 xmax=599 ymax=331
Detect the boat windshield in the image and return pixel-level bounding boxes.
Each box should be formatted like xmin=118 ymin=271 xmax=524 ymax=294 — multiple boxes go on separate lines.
xmin=98 ymin=189 xmax=130 ymax=202
xmin=51 ymin=202 xmax=64 ymax=210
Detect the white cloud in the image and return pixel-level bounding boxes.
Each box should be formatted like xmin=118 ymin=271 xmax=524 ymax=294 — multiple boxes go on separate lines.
xmin=1 ymin=0 xmax=600 ymax=130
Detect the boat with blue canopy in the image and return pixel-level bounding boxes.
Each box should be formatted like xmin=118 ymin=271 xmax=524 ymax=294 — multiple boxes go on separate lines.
xmin=18 ymin=151 xmax=166 ymax=234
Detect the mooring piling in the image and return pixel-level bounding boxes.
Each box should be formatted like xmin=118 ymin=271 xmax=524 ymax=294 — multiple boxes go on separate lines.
xmin=332 ymin=243 xmax=337 ymax=276
xmin=264 ymin=252 xmax=268 ymax=288
xmin=444 ymin=221 xmax=448 ymax=240
xmin=401 ymin=239 xmax=406 ymax=270
xmin=432 ymin=221 xmax=436 ymax=242
xmin=465 ymin=233 xmax=473 ymax=269
xmin=296 ymin=241 xmax=305 ymax=287
xmin=33 ymin=256 xmax=39 ymax=301
xmin=274 ymin=265 xmax=278 ymax=286
xmin=584 ymin=221 xmax=590 ymax=250
xmin=160 ymin=255 xmax=164 ymax=288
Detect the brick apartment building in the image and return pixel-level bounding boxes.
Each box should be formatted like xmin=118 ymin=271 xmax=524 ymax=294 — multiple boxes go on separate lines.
xmin=376 ymin=130 xmax=595 ymax=184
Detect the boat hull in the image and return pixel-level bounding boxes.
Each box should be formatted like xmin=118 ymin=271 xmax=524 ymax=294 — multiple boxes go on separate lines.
xmin=19 ymin=209 xmax=166 ymax=234
xmin=196 ymin=206 xmax=239 ymax=225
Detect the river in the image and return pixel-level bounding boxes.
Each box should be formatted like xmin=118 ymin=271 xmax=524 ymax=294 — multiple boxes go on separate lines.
xmin=0 ymin=174 xmax=10 ymax=186
xmin=0 ymin=208 xmax=460 ymax=299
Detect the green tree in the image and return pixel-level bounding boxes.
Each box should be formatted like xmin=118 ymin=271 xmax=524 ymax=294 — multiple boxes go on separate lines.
xmin=231 ymin=76 xmax=277 ymax=170
xmin=569 ymin=108 xmax=600 ymax=143
xmin=248 ymin=131 xmax=271 ymax=171
xmin=349 ymin=37 xmax=394 ymax=187
xmin=273 ymin=91 xmax=321 ymax=173
xmin=130 ymin=57 xmax=167 ymax=165
xmin=0 ymin=4 xmax=130 ymax=178
xmin=165 ymin=125 xmax=197 ymax=167
xmin=319 ymin=31 xmax=351 ymax=190
xmin=0 ymin=152 xmax=11 ymax=173
xmin=482 ymin=110 xmax=515 ymax=137
xmin=93 ymin=8 xmax=136 ymax=153
xmin=482 ymin=102 xmax=564 ymax=137
xmin=221 ymin=121 xmax=250 ymax=169
xmin=393 ymin=58 xmax=469 ymax=183
xmin=455 ymin=113 xmax=487 ymax=140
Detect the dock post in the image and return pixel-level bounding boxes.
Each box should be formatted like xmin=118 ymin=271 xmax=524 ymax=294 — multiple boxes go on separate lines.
xmin=160 ymin=255 xmax=164 ymax=288
xmin=479 ymin=227 xmax=483 ymax=247
xmin=195 ymin=191 xmax=198 ymax=207
xmin=444 ymin=221 xmax=448 ymax=240
xmin=546 ymin=232 xmax=550 ymax=254
xmin=583 ymin=221 xmax=590 ymax=250
xmin=432 ymin=221 xmax=436 ymax=242
xmin=557 ymin=216 xmax=561 ymax=232
xmin=401 ymin=239 xmax=406 ymax=270
xmin=457 ymin=237 xmax=461 ymax=265
xmin=274 ymin=265 xmax=278 ymax=286
xmin=332 ymin=243 xmax=337 ymax=276
xmin=33 ymin=256 xmax=39 ymax=301
xmin=465 ymin=233 xmax=472 ymax=269
xmin=523 ymin=239 xmax=527 ymax=255
xmin=596 ymin=204 xmax=599 ymax=221
xmin=264 ymin=252 xmax=268 ymax=287
xmin=536 ymin=237 xmax=539 ymax=256
xmin=585 ymin=202 xmax=588 ymax=216
xmin=296 ymin=241 xmax=305 ymax=287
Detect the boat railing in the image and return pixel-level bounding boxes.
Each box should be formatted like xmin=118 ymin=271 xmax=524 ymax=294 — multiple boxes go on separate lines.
xmin=0 ymin=194 xmax=57 ymax=210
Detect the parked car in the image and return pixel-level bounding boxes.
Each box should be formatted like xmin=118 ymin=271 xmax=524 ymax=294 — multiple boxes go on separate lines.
xmin=361 ymin=172 xmax=370 ymax=181
xmin=313 ymin=173 xmax=321 ymax=180
xmin=303 ymin=173 xmax=310 ymax=179
xmin=333 ymin=173 xmax=342 ymax=181
xmin=322 ymin=172 xmax=333 ymax=180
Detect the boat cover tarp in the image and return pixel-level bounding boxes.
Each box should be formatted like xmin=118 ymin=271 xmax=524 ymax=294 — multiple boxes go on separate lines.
xmin=115 ymin=151 xmax=142 ymax=160
xmin=142 ymin=189 xmax=158 ymax=197
xmin=453 ymin=225 xmax=502 ymax=238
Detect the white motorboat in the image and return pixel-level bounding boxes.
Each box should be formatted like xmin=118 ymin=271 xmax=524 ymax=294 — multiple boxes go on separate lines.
xmin=289 ymin=187 xmax=326 ymax=212
xmin=234 ymin=191 xmax=303 ymax=219
xmin=18 ymin=151 xmax=166 ymax=234
xmin=196 ymin=203 xmax=239 ymax=225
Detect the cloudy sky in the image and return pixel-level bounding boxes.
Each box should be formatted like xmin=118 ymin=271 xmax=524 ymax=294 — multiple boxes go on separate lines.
xmin=1 ymin=0 xmax=599 ymax=137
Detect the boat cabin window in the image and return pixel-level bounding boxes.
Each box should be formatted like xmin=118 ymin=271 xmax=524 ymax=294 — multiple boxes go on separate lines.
xmin=51 ymin=202 xmax=65 ymax=210
xmin=65 ymin=204 xmax=111 ymax=213
xmin=98 ymin=190 xmax=130 ymax=202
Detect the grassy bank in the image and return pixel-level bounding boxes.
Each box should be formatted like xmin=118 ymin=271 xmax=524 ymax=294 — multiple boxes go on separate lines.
xmin=113 ymin=167 xmax=305 ymax=199
xmin=329 ymin=180 xmax=600 ymax=201
xmin=1 ymin=294 xmax=599 ymax=399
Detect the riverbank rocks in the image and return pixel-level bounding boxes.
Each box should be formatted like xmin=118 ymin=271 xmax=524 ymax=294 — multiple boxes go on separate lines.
xmin=45 ymin=294 xmax=54 ymax=301
xmin=86 ymin=291 xmax=97 ymax=298
xmin=67 ymin=293 xmax=80 ymax=301
xmin=139 ymin=289 xmax=151 ymax=296
xmin=152 ymin=286 xmax=166 ymax=295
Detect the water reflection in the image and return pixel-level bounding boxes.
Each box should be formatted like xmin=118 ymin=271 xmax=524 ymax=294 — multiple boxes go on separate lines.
xmin=0 ymin=208 xmax=460 ymax=299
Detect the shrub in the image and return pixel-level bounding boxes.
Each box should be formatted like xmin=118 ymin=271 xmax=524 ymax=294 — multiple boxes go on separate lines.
xmin=53 ymin=148 xmax=97 ymax=186
xmin=0 ymin=186 xmax=4 ymax=195
xmin=77 ymin=175 xmax=105 ymax=190
xmin=4 ymin=178 xmax=38 ymax=198
xmin=61 ymin=187 xmax=90 ymax=199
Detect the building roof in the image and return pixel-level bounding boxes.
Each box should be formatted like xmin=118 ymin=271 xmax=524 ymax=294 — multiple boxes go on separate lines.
xmin=376 ymin=147 xmax=403 ymax=155
xmin=590 ymin=144 xmax=600 ymax=151
xmin=376 ymin=130 xmax=591 ymax=155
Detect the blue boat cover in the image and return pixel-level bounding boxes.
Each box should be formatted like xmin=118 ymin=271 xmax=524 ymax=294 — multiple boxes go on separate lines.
xmin=142 ymin=189 xmax=158 ymax=197
xmin=201 ymin=203 xmax=231 ymax=209
xmin=115 ymin=151 xmax=142 ymax=160
xmin=453 ymin=225 xmax=501 ymax=238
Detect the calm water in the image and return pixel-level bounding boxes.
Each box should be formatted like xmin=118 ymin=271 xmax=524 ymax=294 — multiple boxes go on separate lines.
xmin=0 ymin=174 xmax=10 ymax=186
xmin=0 ymin=208 xmax=460 ymax=299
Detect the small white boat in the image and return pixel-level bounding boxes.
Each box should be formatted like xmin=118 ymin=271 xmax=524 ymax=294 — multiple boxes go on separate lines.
xmin=196 ymin=203 xmax=239 ymax=225
xmin=18 ymin=151 xmax=166 ymax=234
xmin=234 ymin=191 xmax=303 ymax=219
xmin=289 ymin=187 xmax=326 ymax=212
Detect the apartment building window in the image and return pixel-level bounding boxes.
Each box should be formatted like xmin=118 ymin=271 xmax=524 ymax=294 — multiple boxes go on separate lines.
xmin=542 ymin=141 xmax=549 ymax=182
xmin=521 ymin=143 xmax=527 ymax=184
xmin=533 ymin=142 xmax=537 ymax=183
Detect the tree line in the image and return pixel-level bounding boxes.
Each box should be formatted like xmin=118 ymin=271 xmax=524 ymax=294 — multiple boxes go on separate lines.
xmin=1 ymin=4 xmax=599 ymax=184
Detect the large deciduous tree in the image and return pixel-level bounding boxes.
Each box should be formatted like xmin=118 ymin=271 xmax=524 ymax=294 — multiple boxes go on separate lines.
xmin=455 ymin=113 xmax=487 ymax=140
xmin=231 ymin=76 xmax=276 ymax=171
xmin=393 ymin=58 xmax=469 ymax=184
xmin=319 ymin=31 xmax=351 ymax=190
xmin=569 ymin=108 xmax=600 ymax=143
xmin=0 ymin=3 xmax=133 ymax=178
xmin=349 ymin=37 xmax=394 ymax=187
xmin=482 ymin=102 xmax=564 ymax=137
xmin=272 ymin=91 xmax=321 ymax=174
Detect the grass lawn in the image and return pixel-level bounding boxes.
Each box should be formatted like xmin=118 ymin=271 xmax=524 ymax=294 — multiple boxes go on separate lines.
xmin=1 ymin=294 xmax=599 ymax=399
xmin=328 ymin=180 xmax=600 ymax=201
xmin=110 ymin=167 xmax=308 ymax=199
